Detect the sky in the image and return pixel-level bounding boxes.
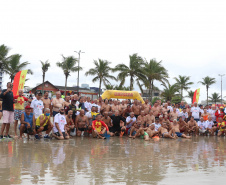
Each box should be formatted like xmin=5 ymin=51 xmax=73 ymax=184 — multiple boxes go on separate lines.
xmin=1 ymin=0 xmax=226 ymax=103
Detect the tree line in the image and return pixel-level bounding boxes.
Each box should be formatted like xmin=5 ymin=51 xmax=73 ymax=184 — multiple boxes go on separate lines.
xmin=0 ymin=44 xmax=221 ymax=105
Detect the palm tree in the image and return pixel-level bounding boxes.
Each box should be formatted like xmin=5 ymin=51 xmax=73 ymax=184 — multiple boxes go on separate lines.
xmin=85 ymin=59 xmax=117 ymax=97
xmin=105 ymin=84 xmax=114 ymax=90
xmin=143 ymin=59 xmax=168 ymax=101
xmin=174 ymin=75 xmax=193 ymax=100
xmin=209 ymin=92 xmax=221 ymax=104
xmin=3 ymin=54 xmax=33 ymax=82
xmin=57 ymin=55 xmax=80 ymax=96
xmin=40 ymin=60 xmax=51 ymax=95
xmin=198 ymin=76 xmax=216 ymax=105
xmin=161 ymin=82 xmax=178 ymax=101
xmin=0 ymin=44 xmax=10 ymax=70
xmin=186 ymin=90 xmax=194 ymax=104
xmin=113 ymin=53 xmax=146 ymax=91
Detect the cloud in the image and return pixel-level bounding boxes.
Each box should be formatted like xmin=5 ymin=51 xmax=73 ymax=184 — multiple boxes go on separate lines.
xmin=0 ymin=0 xmax=226 ymax=103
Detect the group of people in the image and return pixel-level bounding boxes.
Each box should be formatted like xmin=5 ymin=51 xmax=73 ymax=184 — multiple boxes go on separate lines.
xmin=1 ymin=82 xmax=226 ymax=141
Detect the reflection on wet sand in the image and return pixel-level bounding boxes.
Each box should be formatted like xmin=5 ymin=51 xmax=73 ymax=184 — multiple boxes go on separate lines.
xmin=0 ymin=137 xmax=226 ymax=185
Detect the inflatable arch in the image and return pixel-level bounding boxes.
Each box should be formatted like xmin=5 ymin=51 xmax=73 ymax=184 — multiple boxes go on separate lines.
xmin=101 ymin=90 xmax=144 ymax=104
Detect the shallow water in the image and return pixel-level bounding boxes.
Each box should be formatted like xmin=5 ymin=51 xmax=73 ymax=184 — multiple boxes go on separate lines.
xmin=0 ymin=136 xmax=226 ymax=185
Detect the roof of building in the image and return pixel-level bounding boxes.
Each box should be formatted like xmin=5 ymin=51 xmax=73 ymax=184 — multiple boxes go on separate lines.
xmin=55 ymin=85 xmax=89 ymax=91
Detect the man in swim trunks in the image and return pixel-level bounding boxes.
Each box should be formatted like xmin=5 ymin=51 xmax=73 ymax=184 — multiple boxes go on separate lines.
xmin=171 ymin=119 xmax=191 ymax=139
xmin=142 ymin=99 xmax=150 ymax=115
xmin=128 ymin=121 xmax=141 ymax=138
xmin=111 ymin=100 xmax=119 ymax=114
xmin=119 ymin=100 xmax=127 ymax=115
xmin=65 ymin=110 xmax=75 ymax=136
xmin=151 ymin=102 xmax=160 ymax=118
xmin=122 ymin=105 xmax=132 ymax=118
xmin=187 ymin=116 xmax=198 ymax=136
xmin=158 ymin=123 xmax=176 ymax=139
xmin=101 ymin=99 xmax=111 ymax=113
xmin=137 ymin=111 xmax=147 ymax=127
xmin=178 ymin=116 xmax=189 ymax=134
xmin=145 ymin=110 xmax=155 ymax=126
xmin=146 ymin=123 xmax=159 ymax=138
xmin=169 ymin=108 xmax=178 ymax=122
xmin=92 ymin=114 xmax=109 ymax=139
xmin=101 ymin=112 xmax=112 ymax=128
xmin=75 ymin=109 xmax=89 ymax=136
xmin=63 ymin=96 xmax=71 ymax=115
xmin=132 ymin=99 xmax=141 ymax=118
xmin=132 ymin=127 xmax=150 ymax=141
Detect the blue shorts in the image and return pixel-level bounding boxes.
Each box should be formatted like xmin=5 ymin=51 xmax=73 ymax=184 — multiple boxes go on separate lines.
xmin=128 ymin=128 xmax=136 ymax=136
xmin=175 ymin=132 xmax=182 ymax=137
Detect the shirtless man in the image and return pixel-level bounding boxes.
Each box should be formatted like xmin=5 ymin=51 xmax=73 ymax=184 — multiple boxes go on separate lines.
xmin=75 ymin=109 xmax=89 ymax=137
xmin=101 ymin=99 xmax=111 ymax=114
xmin=52 ymin=91 xmax=64 ymax=117
xmin=145 ymin=110 xmax=155 ymax=126
xmin=132 ymin=127 xmax=150 ymax=141
xmin=111 ymin=100 xmax=119 ymax=114
xmin=137 ymin=111 xmax=147 ymax=128
xmin=158 ymin=123 xmax=176 ymax=139
xmin=151 ymin=102 xmax=160 ymax=118
xmin=142 ymin=99 xmax=150 ymax=115
xmin=122 ymin=105 xmax=132 ymax=118
xmin=162 ymin=103 xmax=170 ymax=117
xmin=178 ymin=116 xmax=189 ymax=135
xmin=65 ymin=110 xmax=75 ymax=136
xmin=119 ymin=100 xmax=127 ymax=115
xmin=163 ymin=115 xmax=170 ymax=127
xmin=101 ymin=112 xmax=112 ymax=128
xmin=169 ymin=108 xmax=178 ymax=122
xmin=146 ymin=124 xmax=159 ymax=138
xmin=171 ymin=119 xmax=191 ymax=139
xmin=132 ymin=99 xmax=141 ymax=118
xmin=187 ymin=116 xmax=198 ymax=136
xmin=63 ymin=96 xmax=71 ymax=115
xmin=41 ymin=91 xmax=51 ymax=110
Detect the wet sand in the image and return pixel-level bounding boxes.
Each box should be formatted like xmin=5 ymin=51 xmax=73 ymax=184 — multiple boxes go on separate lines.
xmin=0 ymin=136 xmax=226 ymax=185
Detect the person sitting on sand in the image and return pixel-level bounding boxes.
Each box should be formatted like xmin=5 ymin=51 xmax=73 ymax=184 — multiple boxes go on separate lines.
xmin=146 ymin=123 xmax=159 ymax=138
xmin=158 ymin=123 xmax=176 ymax=139
xmin=92 ymin=114 xmax=109 ymax=139
xmin=52 ymin=108 xmax=69 ymax=140
xmin=128 ymin=121 xmax=141 ymax=138
xmin=217 ymin=117 xmax=226 ymax=137
xmin=171 ymin=119 xmax=191 ymax=139
xmin=197 ymin=117 xmax=207 ymax=135
xmin=187 ymin=116 xmax=199 ymax=136
xmin=205 ymin=117 xmax=217 ymax=136
xmin=132 ymin=127 xmax=150 ymax=141
xmin=19 ymin=105 xmax=36 ymax=139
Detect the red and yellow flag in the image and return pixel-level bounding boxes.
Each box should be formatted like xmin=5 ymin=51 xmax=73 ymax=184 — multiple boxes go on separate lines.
xmin=192 ymin=88 xmax=200 ymax=104
xmin=12 ymin=70 xmax=28 ymax=96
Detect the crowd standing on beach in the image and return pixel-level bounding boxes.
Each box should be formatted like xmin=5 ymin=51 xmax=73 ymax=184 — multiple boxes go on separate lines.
xmin=0 ymin=82 xmax=226 ymax=141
